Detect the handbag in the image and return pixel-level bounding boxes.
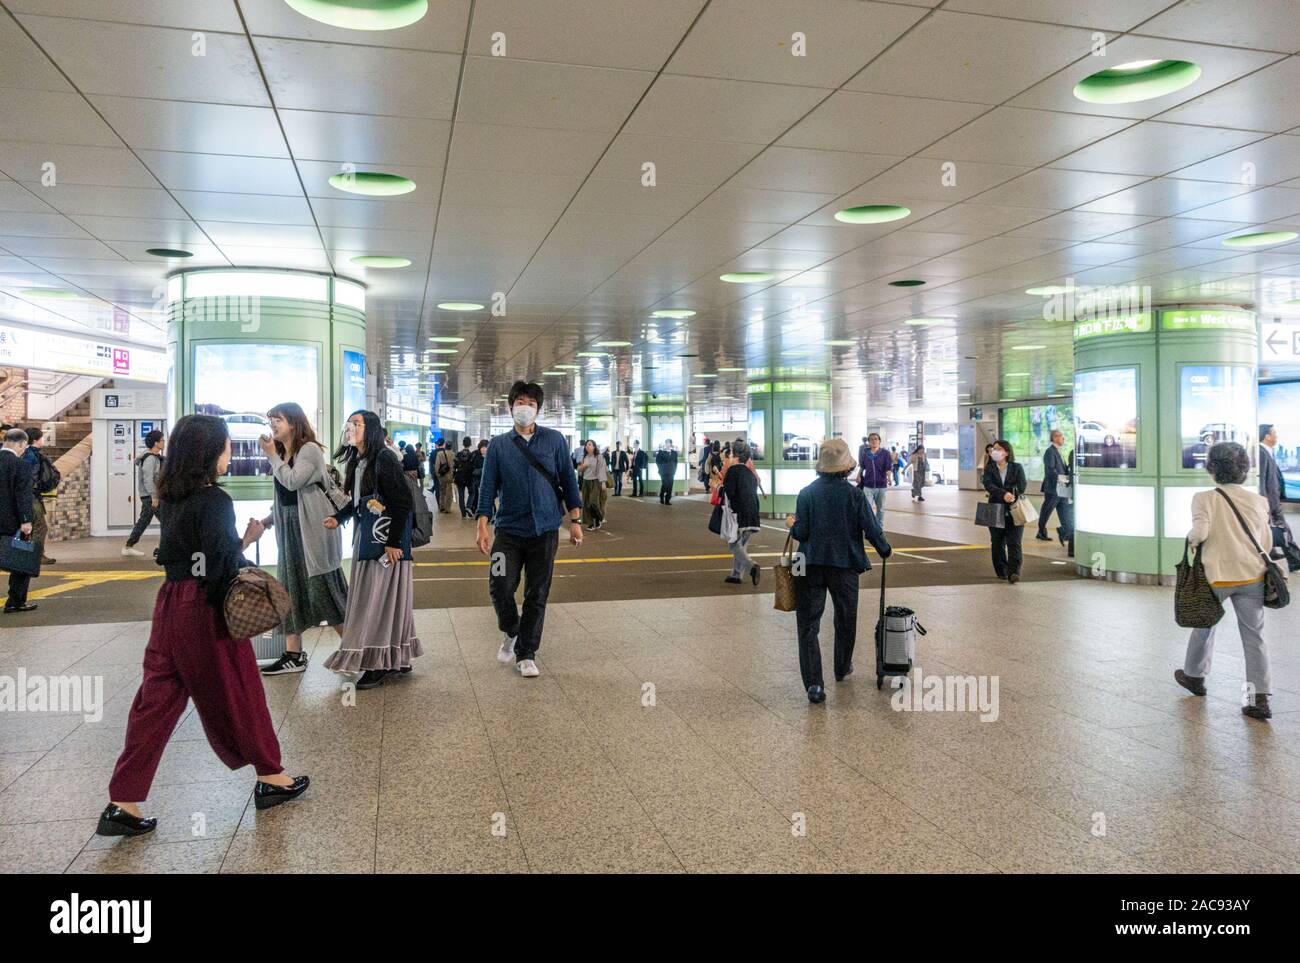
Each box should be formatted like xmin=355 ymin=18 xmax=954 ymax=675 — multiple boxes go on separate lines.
xmin=1272 ymin=524 xmax=1300 ymax=573
xmin=1010 ymin=497 xmax=1039 ymax=527
xmin=773 ymin=531 xmax=798 ymax=612
xmin=1174 ymin=539 xmax=1224 ymax=628
xmin=974 ymin=502 xmax=1005 ymax=527
xmin=708 ymin=502 xmax=723 ymax=535
xmin=223 ymin=567 xmax=291 ymax=639
xmin=719 ymin=499 xmax=738 ymax=543
xmin=0 ymin=533 xmax=39 ymax=577
xmin=317 ymin=461 xmax=351 ymax=513
xmin=1216 ymin=489 xmax=1290 ymax=609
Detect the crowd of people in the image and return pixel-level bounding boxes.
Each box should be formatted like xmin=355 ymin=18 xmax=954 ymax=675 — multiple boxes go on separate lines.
xmin=1 ymin=389 xmax=1288 ymax=842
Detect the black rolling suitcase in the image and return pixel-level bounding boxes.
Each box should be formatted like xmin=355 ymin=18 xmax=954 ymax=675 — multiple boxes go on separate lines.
xmin=874 ymin=557 xmax=926 ymax=689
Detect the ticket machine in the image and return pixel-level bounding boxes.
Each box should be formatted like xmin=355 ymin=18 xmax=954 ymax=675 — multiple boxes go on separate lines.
xmin=90 ymin=388 xmax=167 ymax=536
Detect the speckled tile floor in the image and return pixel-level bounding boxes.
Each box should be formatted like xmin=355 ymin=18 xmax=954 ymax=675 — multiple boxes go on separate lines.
xmin=2 ymin=564 xmax=1299 ymax=873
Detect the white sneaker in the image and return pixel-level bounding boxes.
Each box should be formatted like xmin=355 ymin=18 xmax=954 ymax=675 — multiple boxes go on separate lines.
xmin=497 ymin=634 xmax=516 ymax=663
xmin=516 ymin=659 xmax=540 ymax=678
xmin=121 ymin=547 xmax=144 ymax=558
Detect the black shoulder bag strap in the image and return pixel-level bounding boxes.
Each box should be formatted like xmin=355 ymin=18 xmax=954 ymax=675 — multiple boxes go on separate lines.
xmin=512 ymin=433 xmax=565 ymax=510
xmin=1216 ymin=488 xmax=1270 ymax=564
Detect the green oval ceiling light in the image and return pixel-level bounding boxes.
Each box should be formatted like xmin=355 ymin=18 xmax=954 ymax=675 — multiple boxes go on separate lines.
xmin=1222 ymin=231 xmax=1299 ymax=248
xmin=1026 ymin=285 xmax=1070 ymax=296
xmin=717 ymin=366 xmax=743 ymax=372
xmin=834 ymin=204 xmax=910 ymax=225
xmin=595 ymin=340 xmax=632 ymax=347
xmin=351 ymin=255 xmax=411 ymax=268
xmin=889 ymin=279 xmax=925 ymax=287
xmin=428 ymin=336 xmax=464 ymax=343
xmin=436 ymin=302 xmax=484 ymax=311
xmin=328 ymin=171 xmax=417 ymax=196
xmin=903 ymin=317 xmax=946 ymax=326
xmin=825 ymin=339 xmax=856 ymax=347
xmin=145 ymin=247 xmax=193 ymax=259
xmin=542 ymin=371 xmax=566 ymax=376
xmin=426 ymin=348 xmax=458 ymax=354
xmin=23 ymin=288 xmax=80 ymax=300
xmin=652 ymin=309 xmax=696 ymax=319
xmin=719 ymin=272 xmax=773 ymax=284
xmin=1073 ymin=59 xmax=1201 ymax=104
xmin=1012 ymin=344 xmax=1046 ymax=351
xmin=284 ymin=0 xmax=428 ymax=31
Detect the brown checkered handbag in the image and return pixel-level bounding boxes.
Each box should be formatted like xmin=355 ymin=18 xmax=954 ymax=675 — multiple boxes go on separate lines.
xmin=223 ymin=567 xmax=292 ymax=640
xmin=773 ymin=532 xmax=799 ymax=612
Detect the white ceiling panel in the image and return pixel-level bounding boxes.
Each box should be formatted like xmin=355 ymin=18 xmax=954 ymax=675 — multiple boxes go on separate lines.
xmin=172 ymin=190 xmax=315 ymax=225
xmin=68 ymin=214 xmax=211 ymax=244
xmin=628 ymin=75 xmax=828 ymax=144
xmin=0 ymin=211 xmax=90 ymax=237
xmin=0 ymin=10 xmax=72 ymax=92
xmin=20 ymin=183 xmax=187 ymax=219
xmin=1159 ymin=57 xmax=1300 ymax=133
xmin=569 ymin=178 xmax=715 ymax=220
xmin=1052 ymin=122 xmax=1266 ymax=177
xmin=447 ymin=123 xmax=609 ymax=175
xmin=138 ymin=150 xmax=304 ymax=195
xmin=780 ymin=90 xmax=986 ymax=155
xmin=909 ymin=204 xmax=1055 ymax=236
xmin=457 ymin=56 xmax=651 ymax=132
xmin=1008 ymin=210 xmax=1158 ymax=241
xmin=945 ymin=0 xmax=1172 ymax=31
xmin=1175 ymin=186 xmax=1300 ymax=224
xmin=858 ymin=157 xmax=1030 ymax=204
xmin=439 ymin=168 xmax=583 ymax=214
xmin=255 ymin=37 xmax=460 ymax=119
xmin=17 ymin=16 xmax=269 ymax=106
xmin=279 ymin=109 xmax=448 ymax=165
xmin=666 ymin=0 xmax=924 ymax=88
xmin=198 ymin=220 xmax=321 ymax=248
xmin=974 ymin=168 xmax=1147 ymax=209
xmin=0 ymin=142 xmax=156 ymax=188
xmin=1079 ymin=179 xmax=1256 ymax=217
xmin=1141 ymin=0 xmax=1300 ymax=53
xmin=920 ymin=107 xmax=1132 ymax=167
xmin=93 ymin=96 xmax=287 ymax=155
xmin=1169 ymin=135 xmax=1300 ymax=186
xmin=306 ymin=196 xmax=438 ymax=232
xmin=1 ymin=235 xmax=119 ymax=258
xmin=7 ymin=0 xmax=245 ymax=31
xmin=0 ymin=89 xmax=121 ymax=147
xmin=590 ymin=133 xmax=762 ymax=187
xmin=0 ymin=181 xmax=50 ymax=213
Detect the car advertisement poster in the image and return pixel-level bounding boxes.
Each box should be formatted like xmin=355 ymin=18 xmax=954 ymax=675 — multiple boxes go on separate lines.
xmin=781 ymin=409 xmax=824 ymax=462
xmin=1074 ymin=368 xmax=1138 ymax=469
xmin=193 ymin=343 xmax=319 ymax=477
xmin=1179 ymin=365 xmax=1254 ymax=471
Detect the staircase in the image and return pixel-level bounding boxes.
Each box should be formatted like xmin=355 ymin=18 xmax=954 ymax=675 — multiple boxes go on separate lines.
xmin=43 ymin=392 xmax=96 ymax=461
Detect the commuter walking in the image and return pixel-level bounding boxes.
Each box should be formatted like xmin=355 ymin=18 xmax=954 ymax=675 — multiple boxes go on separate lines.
xmin=22 ymin=426 xmax=58 ymax=565
xmin=909 ymin=443 xmax=928 ymax=502
xmin=324 ymin=410 xmax=422 ymax=690
xmin=122 ymin=429 xmax=164 ymax=558
xmin=1176 ymin=442 xmax=1281 ymax=721
xmin=414 ymin=443 xmax=426 ymax=485
xmin=655 ymin=440 xmax=678 ymax=504
xmin=983 ymin=439 xmax=1027 ymax=583
xmin=1037 ymin=430 xmax=1072 ymax=544
xmin=0 ymin=428 xmax=36 ymax=613
xmin=454 ymin=436 xmax=475 ymax=517
xmin=431 ymin=437 xmax=455 ymax=513
xmin=475 ymin=380 xmax=583 ymax=679
xmin=787 ymin=438 xmax=892 ymax=703
xmin=1259 ymin=424 xmax=1295 ymax=563
xmin=469 ymin=438 xmax=488 ymax=515
xmin=99 ymin=414 xmax=308 ymax=839
xmin=256 ymin=403 xmax=347 ymax=676
xmin=578 ymin=439 xmax=609 ymax=530
xmin=891 ymin=445 xmax=902 ymax=486
xmin=857 ymin=431 xmax=892 ymax=524
xmin=722 ymin=441 xmax=761 ymax=585
xmin=399 ymin=440 xmax=420 ymax=477
xmin=630 ymin=441 xmax=647 ymax=497
xmin=610 ymin=442 xmax=629 ymax=496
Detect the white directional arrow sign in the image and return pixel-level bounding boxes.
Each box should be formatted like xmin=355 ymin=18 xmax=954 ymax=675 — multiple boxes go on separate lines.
xmin=1261 ymin=323 xmax=1300 ymax=360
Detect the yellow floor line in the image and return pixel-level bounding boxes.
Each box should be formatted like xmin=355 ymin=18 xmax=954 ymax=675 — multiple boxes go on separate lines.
xmin=27 ymin=569 xmax=163 ymax=600
xmin=414 ymin=545 xmax=984 ymax=567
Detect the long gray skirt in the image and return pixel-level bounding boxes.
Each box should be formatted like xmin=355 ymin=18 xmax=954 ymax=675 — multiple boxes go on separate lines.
xmin=274 ymin=501 xmax=348 ymax=635
xmin=323 ymin=558 xmax=423 ymax=673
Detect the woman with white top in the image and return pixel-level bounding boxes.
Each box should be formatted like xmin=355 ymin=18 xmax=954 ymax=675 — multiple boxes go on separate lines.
xmin=578 ymin=439 xmax=608 ymax=530
xmin=1175 ymin=441 xmax=1279 ymax=721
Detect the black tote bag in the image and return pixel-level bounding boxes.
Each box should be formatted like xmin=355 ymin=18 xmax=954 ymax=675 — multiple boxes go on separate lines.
xmin=1174 ymin=539 xmax=1223 ymax=629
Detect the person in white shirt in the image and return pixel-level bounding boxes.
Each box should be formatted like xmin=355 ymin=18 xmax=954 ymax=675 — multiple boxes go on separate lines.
xmin=1175 ymin=442 xmax=1279 ymax=721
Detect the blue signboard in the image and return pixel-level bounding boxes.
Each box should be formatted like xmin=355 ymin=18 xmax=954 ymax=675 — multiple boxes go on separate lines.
xmin=342 ymin=350 xmax=366 ymax=427
xmin=429 ymin=379 xmax=443 ymax=445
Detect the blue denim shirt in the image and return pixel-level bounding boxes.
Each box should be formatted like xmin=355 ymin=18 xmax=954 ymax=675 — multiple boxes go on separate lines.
xmin=475 ymin=425 xmax=582 ymax=538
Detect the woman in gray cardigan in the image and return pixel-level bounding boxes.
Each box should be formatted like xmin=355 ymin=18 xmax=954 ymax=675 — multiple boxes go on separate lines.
xmin=255 ymin=403 xmax=348 ymax=675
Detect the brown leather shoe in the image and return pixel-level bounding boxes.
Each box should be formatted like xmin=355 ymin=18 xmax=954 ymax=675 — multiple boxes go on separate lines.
xmin=1174 ymin=669 xmax=1207 ymax=696
xmin=1242 ymin=694 xmax=1272 ymax=721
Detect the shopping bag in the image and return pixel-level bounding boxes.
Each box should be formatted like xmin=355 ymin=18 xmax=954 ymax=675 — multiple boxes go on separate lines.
xmin=974 ymin=502 xmax=1005 ymax=527
xmin=1010 ymin=498 xmax=1039 ymax=527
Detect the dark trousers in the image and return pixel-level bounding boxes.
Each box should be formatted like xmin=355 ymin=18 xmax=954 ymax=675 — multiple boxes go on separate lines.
xmin=124 ymin=498 xmax=157 ymax=547
xmin=6 ymin=570 xmax=30 ymax=608
xmin=990 ymin=523 xmax=1024 ymax=578
xmin=109 ymin=580 xmax=282 ymax=801
xmin=658 ymin=473 xmax=673 ymax=503
xmin=1038 ymin=493 xmax=1059 ymax=536
xmin=488 ymin=529 xmax=560 ymax=660
xmin=631 ymin=470 xmax=644 ymax=496
xmin=468 ymin=476 xmax=481 ymax=515
xmin=613 ymin=471 xmax=623 ymax=495
xmin=456 ymin=482 xmax=470 ymax=516
xmin=795 ymin=565 xmax=860 ymax=689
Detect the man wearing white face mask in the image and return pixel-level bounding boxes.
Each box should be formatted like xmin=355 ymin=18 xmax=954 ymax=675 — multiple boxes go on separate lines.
xmin=475 ymin=380 xmax=583 ymax=678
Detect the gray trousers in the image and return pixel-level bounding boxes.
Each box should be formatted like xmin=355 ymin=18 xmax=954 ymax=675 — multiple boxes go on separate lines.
xmin=865 ymin=487 xmax=886 ymax=525
xmin=1184 ymin=581 xmax=1272 ymax=696
xmin=729 ymin=528 xmax=758 ymax=579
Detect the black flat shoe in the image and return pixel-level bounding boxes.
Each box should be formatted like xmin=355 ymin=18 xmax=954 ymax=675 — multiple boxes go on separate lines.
xmin=254 ymin=775 xmax=310 ymax=810
xmin=3 ymin=603 xmax=36 ymax=613
xmin=355 ymin=669 xmax=389 ymax=690
xmin=724 ymin=576 xmax=742 ymax=584
xmin=807 ymin=685 xmax=825 ymax=704
xmin=835 ymin=663 xmax=854 ymax=682
xmin=1242 ymin=695 xmax=1272 ymax=721
xmin=1035 ymin=533 xmax=1052 ymax=541
xmin=1174 ymin=669 xmax=1207 ymax=697
xmin=1008 ymin=572 xmax=1020 ymax=584
xmin=398 ymin=666 xmax=412 ymax=674
xmin=96 ymin=804 xmax=156 ymax=837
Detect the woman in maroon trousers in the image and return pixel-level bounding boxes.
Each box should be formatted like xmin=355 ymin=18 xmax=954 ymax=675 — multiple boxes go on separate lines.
xmin=98 ymin=414 xmax=309 ymax=837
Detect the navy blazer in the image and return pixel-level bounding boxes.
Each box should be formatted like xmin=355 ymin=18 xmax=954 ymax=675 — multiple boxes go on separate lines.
xmin=983 ymin=461 xmax=1027 ymax=527
xmin=1040 ymin=445 xmax=1069 ymax=495
xmin=0 ymin=449 xmax=34 ymax=536
xmin=790 ymin=474 xmax=891 ymax=573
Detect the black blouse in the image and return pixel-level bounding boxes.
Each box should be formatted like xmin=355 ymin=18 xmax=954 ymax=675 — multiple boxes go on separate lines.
xmin=333 ymin=448 xmax=413 ymax=548
xmin=155 ymin=485 xmax=251 ymax=607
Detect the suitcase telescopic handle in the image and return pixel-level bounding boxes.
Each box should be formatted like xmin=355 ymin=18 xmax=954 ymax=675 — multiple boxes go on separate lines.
xmin=879 ymin=555 xmax=886 ymax=620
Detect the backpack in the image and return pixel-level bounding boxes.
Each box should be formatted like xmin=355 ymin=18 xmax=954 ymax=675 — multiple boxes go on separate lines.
xmin=453 ymin=449 xmax=473 ymax=485
xmin=436 ymin=449 xmax=452 ymax=477
xmin=35 ymin=452 xmax=61 ymax=495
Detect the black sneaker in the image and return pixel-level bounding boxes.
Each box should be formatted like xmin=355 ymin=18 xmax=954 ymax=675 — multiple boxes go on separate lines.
xmin=261 ymin=651 xmax=308 ymax=675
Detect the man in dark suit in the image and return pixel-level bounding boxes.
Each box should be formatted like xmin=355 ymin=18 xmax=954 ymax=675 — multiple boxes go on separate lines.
xmin=655 ymin=440 xmax=678 ymax=504
xmin=610 ymin=442 xmax=629 ymax=496
xmin=629 ymin=441 xmax=647 ymax=497
xmin=1259 ymin=423 xmax=1296 ymax=569
xmin=1037 ymin=429 xmax=1071 ymax=544
xmin=1 ymin=427 xmax=37 ymax=613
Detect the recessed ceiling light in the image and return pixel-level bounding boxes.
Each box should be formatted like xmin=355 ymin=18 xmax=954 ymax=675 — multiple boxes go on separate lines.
xmin=595 ymin=340 xmax=632 ymax=347
xmin=834 ymin=204 xmax=910 ymax=225
xmin=554 ymin=364 xmax=581 ymax=369
xmin=1012 ymin=344 xmax=1046 ymax=351
xmin=1026 ymin=285 xmax=1069 ymax=296
xmin=1004 ymin=371 xmax=1030 ymax=377
xmin=652 ymin=309 xmax=695 ymax=319
xmin=22 ymin=288 xmax=80 ymax=300
xmin=695 ymin=373 xmax=717 ymax=379
xmin=542 ymin=371 xmax=566 ymax=376
xmin=576 ymin=351 xmax=606 ymax=358
xmin=719 ymin=272 xmax=773 ymax=283
xmin=825 ymin=339 xmax=856 ymax=347
xmin=428 ymin=336 xmax=464 ymax=343
xmin=284 ymin=0 xmax=429 ymax=31
xmin=1073 ymin=59 xmax=1201 ymax=104
xmin=1222 ymin=231 xmax=1299 ymax=248
xmin=437 ymin=302 xmax=484 ymax=311
xmin=889 ymin=279 xmax=925 ymax=287
xmin=351 ymin=255 xmax=411 ymax=268
xmin=145 ymin=247 xmax=193 ymax=259
xmin=328 ymin=171 xmax=417 ymax=196
xmin=867 ymin=369 xmax=892 ymax=375
xmin=903 ymin=317 xmax=946 ymax=326
xmin=717 ymin=367 xmax=743 ymax=372
xmin=427 ymin=348 xmax=458 ymax=354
